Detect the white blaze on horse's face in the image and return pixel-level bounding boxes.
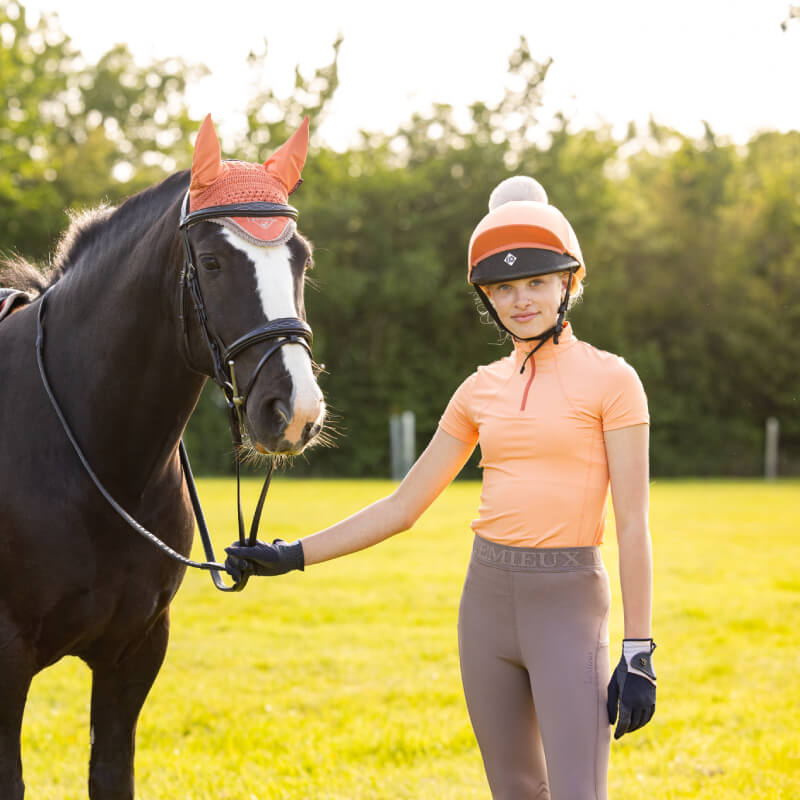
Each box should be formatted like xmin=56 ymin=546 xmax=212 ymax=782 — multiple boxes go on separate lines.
xmin=221 ymin=229 xmax=325 ymax=451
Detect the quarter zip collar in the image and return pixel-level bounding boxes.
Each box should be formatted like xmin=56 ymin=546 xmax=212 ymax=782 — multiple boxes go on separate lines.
xmin=513 ymin=321 xmax=575 ymax=366
xmin=514 ymin=323 xmax=576 ymax=411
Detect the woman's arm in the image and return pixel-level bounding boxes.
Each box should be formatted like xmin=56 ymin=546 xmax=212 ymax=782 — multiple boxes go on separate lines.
xmin=301 ymin=428 xmax=475 ymax=566
xmin=604 ymin=423 xmax=652 ymax=638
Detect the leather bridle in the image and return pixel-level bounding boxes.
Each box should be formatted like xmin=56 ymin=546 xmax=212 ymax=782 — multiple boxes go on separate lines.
xmin=35 ymin=191 xmax=317 ymax=593
xmin=178 ymin=193 xmax=313 ymax=445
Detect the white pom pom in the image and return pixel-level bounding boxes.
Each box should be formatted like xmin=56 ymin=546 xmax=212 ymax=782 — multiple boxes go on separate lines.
xmin=488 ymin=176 xmax=548 ymax=210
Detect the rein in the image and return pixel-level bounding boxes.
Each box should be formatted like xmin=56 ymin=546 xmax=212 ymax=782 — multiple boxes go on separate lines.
xmin=35 ymin=194 xmax=314 ymax=592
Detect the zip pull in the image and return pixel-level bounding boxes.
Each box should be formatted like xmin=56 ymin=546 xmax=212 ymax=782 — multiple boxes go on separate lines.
xmin=520 ymin=357 xmax=536 ymax=411
xmin=518 ymin=331 xmax=553 ymax=374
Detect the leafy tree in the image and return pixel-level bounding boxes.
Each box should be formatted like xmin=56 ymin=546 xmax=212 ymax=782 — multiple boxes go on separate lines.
xmin=715 ymin=132 xmax=800 ymax=474
xmin=1 ymin=0 xmax=75 ymax=255
xmin=237 ymin=35 xmax=343 ymax=162
xmin=275 ymin=40 xmax=554 ymax=477
xmin=1 ymin=0 xmax=199 ymax=260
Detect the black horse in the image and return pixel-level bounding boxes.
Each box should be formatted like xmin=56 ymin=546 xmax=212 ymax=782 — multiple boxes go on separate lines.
xmin=0 ymin=117 xmax=324 ymax=798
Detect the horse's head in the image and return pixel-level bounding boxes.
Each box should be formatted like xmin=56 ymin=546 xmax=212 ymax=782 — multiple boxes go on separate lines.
xmin=180 ymin=116 xmax=324 ymax=454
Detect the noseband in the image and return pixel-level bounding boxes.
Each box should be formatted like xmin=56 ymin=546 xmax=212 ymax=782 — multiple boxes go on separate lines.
xmin=178 ymin=193 xmax=313 ymax=445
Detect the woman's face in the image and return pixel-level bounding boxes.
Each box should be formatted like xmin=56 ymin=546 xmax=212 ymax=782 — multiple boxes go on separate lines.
xmin=482 ymin=272 xmax=568 ymax=339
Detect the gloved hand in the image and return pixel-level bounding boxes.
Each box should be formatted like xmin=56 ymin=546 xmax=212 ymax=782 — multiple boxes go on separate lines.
xmin=607 ymin=638 xmax=656 ymax=739
xmin=224 ymin=539 xmax=305 ymax=581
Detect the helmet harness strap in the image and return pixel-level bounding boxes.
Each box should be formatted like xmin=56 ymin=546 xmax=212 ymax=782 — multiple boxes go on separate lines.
xmin=553 ymin=276 xmax=572 ymax=345
xmin=474 ymin=270 xmax=575 ymax=374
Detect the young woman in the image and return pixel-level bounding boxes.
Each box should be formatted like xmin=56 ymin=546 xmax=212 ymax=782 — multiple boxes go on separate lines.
xmin=226 ymin=176 xmax=657 ymax=800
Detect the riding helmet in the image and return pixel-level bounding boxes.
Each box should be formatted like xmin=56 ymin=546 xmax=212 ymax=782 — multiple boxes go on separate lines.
xmin=468 ymin=176 xmax=585 ymax=293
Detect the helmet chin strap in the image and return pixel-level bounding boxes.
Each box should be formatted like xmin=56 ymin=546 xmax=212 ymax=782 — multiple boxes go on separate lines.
xmin=474 ymin=278 xmax=573 ymax=374
xmin=553 ymin=278 xmax=572 ymax=345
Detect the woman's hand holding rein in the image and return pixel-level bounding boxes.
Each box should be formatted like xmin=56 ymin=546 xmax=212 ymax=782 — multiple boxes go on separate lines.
xmin=225 ymin=539 xmax=304 ymax=581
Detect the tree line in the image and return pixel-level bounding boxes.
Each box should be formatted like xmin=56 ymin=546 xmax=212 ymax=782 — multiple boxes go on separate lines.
xmin=2 ymin=0 xmax=797 ymax=477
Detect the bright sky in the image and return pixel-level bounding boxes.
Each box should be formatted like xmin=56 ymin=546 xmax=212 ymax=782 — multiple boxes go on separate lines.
xmin=23 ymin=0 xmax=800 ymax=150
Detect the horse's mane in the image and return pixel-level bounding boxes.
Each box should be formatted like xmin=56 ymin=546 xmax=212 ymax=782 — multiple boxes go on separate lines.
xmin=0 ymin=254 xmax=53 ymax=296
xmin=0 ymin=171 xmax=189 ymax=297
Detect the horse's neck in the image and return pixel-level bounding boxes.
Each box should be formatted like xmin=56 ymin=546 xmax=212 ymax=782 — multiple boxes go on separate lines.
xmin=44 ymin=224 xmax=205 ymax=498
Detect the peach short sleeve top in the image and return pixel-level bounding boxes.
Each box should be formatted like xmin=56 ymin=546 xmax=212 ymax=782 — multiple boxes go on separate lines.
xmin=438 ymin=323 xmax=649 ymax=547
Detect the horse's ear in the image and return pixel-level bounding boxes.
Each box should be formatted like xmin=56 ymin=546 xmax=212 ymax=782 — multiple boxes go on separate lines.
xmin=190 ymin=114 xmax=222 ymax=208
xmin=264 ymin=116 xmax=309 ymax=193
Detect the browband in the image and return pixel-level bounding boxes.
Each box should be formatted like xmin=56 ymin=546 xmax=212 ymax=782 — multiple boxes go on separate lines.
xmin=179 ymin=192 xmax=299 ymax=230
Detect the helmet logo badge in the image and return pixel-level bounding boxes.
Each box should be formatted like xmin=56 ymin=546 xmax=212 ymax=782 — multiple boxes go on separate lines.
xmin=504 ymin=252 xmax=517 ymax=266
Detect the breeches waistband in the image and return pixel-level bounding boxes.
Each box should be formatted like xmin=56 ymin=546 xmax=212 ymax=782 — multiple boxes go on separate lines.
xmin=471 ymin=535 xmax=603 ymax=571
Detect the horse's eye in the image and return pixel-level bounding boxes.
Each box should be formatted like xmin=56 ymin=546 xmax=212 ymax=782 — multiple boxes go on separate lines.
xmin=200 ymin=255 xmax=220 ymax=271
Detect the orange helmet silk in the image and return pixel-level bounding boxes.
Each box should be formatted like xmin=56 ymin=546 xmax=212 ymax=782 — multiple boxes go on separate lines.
xmin=468 ymin=200 xmax=586 ymax=290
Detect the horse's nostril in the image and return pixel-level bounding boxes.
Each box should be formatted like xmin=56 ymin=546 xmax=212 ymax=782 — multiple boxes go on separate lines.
xmin=304 ymin=421 xmax=322 ymax=441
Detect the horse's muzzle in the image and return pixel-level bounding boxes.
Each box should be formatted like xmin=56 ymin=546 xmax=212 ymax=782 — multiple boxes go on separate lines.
xmin=249 ymin=385 xmax=325 ymax=454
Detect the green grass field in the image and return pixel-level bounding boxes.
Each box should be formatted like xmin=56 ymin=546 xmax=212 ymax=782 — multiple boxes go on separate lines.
xmin=19 ymin=478 xmax=800 ymax=799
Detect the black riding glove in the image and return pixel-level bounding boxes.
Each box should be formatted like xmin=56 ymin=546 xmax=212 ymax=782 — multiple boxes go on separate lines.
xmin=224 ymin=539 xmax=305 ymax=581
xmin=607 ymin=638 xmax=657 ymax=739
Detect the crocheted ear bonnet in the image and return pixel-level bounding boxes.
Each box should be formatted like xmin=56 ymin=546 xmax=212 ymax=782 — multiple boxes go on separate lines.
xmin=189 ymin=115 xmax=309 ymax=246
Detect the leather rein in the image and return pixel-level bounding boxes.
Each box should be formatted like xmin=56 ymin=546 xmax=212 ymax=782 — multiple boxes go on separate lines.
xmin=35 ymin=192 xmax=314 ymax=592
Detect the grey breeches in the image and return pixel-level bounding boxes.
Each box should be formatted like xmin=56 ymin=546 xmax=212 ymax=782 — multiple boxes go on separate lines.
xmin=458 ymin=535 xmax=612 ymax=800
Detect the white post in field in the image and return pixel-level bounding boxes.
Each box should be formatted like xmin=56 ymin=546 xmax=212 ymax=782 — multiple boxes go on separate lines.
xmin=765 ymin=417 xmax=779 ymax=480
xmin=390 ymin=411 xmax=416 ymax=480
